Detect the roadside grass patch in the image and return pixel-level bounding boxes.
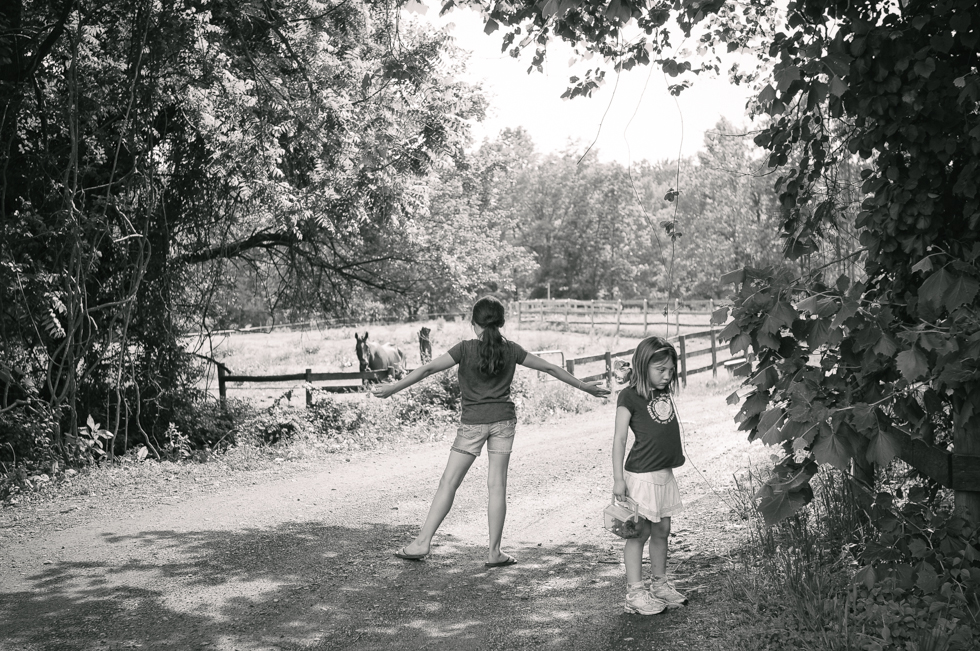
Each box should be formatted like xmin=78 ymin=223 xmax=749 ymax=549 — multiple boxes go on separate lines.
xmin=723 ymin=466 xmax=980 ymax=651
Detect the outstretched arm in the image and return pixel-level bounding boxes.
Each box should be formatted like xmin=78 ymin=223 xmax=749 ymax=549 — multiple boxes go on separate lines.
xmin=612 ymin=406 xmax=631 ymax=500
xmin=520 ymin=353 xmax=611 ymax=397
xmin=371 ymin=352 xmax=457 ymax=399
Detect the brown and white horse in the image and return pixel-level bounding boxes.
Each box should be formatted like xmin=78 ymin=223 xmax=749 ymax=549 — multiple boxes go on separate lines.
xmin=354 ymin=332 xmax=406 ymax=385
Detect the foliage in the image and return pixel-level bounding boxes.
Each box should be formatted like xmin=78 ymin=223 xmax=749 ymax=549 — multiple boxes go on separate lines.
xmin=483 ymin=123 xmax=787 ymax=300
xmin=0 ymin=403 xmax=59 ymax=471
xmin=729 ymin=467 xmax=980 ymax=650
xmin=64 ymin=416 xmax=115 ymax=466
xmin=1 ymin=0 xmax=493 ymax=461
xmin=170 ymin=398 xmax=244 ymax=451
xmin=708 ymin=0 xmax=980 ymax=528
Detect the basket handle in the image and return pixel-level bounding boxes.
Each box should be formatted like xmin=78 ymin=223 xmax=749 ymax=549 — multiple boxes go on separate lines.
xmin=611 ymin=495 xmax=638 ymax=509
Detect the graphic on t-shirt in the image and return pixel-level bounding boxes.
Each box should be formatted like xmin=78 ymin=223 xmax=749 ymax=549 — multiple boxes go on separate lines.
xmin=647 ymin=393 xmax=674 ymax=423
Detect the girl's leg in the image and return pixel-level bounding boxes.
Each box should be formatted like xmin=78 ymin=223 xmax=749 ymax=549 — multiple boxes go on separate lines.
xmin=648 ymin=516 xmax=670 ymax=578
xmin=402 ymin=450 xmax=477 ymax=555
xmin=648 ymin=516 xmax=688 ymax=606
xmin=624 ymin=519 xmax=652 ymax=584
xmin=486 ymin=451 xmax=511 ymax=563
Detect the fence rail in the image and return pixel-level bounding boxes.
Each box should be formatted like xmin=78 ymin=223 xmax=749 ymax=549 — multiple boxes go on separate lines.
xmin=562 ymin=328 xmax=748 ymax=390
xmin=217 ymin=364 xmax=395 ymax=406
xmin=182 ymin=311 xmax=469 ymax=339
xmin=515 ymin=298 xmax=720 ymax=337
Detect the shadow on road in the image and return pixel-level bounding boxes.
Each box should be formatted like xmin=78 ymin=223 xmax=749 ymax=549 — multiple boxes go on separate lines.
xmin=0 ymin=518 xmax=705 ymax=651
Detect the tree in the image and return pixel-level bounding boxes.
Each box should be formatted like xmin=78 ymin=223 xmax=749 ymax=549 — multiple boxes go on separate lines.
xmin=0 ymin=0 xmax=489 ymax=457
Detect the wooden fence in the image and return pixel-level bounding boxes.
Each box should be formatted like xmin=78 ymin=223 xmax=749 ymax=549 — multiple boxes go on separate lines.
xmin=563 ymin=328 xmax=748 ymax=390
xmin=515 ymin=298 xmax=716 ymax=337
xmin=216 ymin=364 xmax=394 ymax=406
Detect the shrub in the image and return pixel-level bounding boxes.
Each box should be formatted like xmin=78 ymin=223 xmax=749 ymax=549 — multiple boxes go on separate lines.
xmin=0 ymin=402 xmax=59 ymax=471
xmin=725 ymin=466 xmax=980 ymax=651
xmin=170 ymin=398 xmax=249 ymax=451
xmin=396 ymin=370 xmax=461 ymax=424
xmin=518 ymin=379 xmax=596 ymax=423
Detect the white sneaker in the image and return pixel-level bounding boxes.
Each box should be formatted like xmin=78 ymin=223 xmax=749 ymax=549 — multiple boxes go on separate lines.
xmin=649 ymin=576 xmax=688 ymax=607
xmin=624 ymin=586 xmax=668 ymax=615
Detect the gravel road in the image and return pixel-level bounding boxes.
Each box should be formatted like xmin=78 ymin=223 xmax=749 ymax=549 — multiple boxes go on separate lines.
xmin=0 ymin=383 xmax=768 ymax=651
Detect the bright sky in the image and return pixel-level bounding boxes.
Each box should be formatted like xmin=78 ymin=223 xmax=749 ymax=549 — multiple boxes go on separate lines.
xmin=417 ymin=3 xmax=756 ymax=166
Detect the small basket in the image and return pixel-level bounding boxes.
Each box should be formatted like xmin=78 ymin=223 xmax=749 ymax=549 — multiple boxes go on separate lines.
xmin=603 ymin=496 xmax=642 ymax=539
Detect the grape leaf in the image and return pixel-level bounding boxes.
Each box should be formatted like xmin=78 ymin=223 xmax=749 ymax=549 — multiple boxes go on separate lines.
xmin=896 ymin=346 xmax=929 ymax=381
xmin=812 ymin=422 xmax=853 ymax=470
xmin=853 ymin=565 xmax=877 ymax=589
xmin=852 ymin=403 xmax=877 ymax=431
xmin=718 ymin=320 xmax=741 ymax=341
xmin=757 ymin=483 xmax=813 ymax=525
xmin=944 ymin=273 xmax=979 ymax=312
xmin=720 ymin=268 xmax=745 ymax=285
xmin=730 ymin=333 xmax=752 ymax=355
xmin=796 ymin=295 xmax=820 ymax=314
xmin=758 ymin=407 xmax=785 ymax=445
xmin=866 ymin=428 xmax=903 ymax=466
xmin=873 ymin=333 xmax=899 ymax=358
xmin=911 ymin=257 xmax=934 ymax=273
xmin=919 ymin=267 xmax=952 ymax=310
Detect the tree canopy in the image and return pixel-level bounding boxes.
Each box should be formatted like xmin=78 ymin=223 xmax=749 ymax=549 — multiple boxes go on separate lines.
xmin=0 ymin=0 xmax=495 ymax=453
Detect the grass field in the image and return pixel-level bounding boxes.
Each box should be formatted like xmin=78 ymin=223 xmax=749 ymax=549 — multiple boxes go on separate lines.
xmin=189 ymin=317 xmax=732 ymax=409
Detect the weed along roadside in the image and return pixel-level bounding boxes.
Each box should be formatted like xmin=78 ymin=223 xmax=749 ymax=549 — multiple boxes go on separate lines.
xmin=0 ymin=375 xmax=771 ymax=651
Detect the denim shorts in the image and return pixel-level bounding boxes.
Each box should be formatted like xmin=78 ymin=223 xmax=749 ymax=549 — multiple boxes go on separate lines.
xmin=450 ymin=419 xmax=517 ymax=457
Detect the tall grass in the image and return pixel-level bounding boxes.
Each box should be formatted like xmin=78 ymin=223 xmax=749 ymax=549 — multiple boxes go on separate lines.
xmin=724 ymin=464 xmax=980 ymax=651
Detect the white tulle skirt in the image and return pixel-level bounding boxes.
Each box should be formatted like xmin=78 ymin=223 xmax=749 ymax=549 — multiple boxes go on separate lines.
xmin=624 ymin=468 xmax=684 ymax=523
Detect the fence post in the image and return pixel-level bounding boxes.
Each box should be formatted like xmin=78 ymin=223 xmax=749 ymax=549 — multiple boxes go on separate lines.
xmin=217 ymin=363 xmax=227 ymax=406
xmin=642 ymin=298 xmax=648 ymax=336
xmin=710 ymin=326 xmax=718 ymax=378
xmin=539 ymin=299 xmax=544 ymax=324
xmin=565 ymin=298 xmax=570 ymax=326
xmin=566 ymin=358 xmax=576 ymax=378
xmin=515 ymin=300 xmax=521 ymax=330
xmin=675 ymin=298 xmax=680 ymax=338
xmin=615 ymin=301 xmax=622 ymax=336
xmin=590 ymin=300 xmax=595 ymax=329
xmin=418 ymin=328 xmax=432 ymax=364
xmin=305 ymin=368 xmax=312 ymax=407
xmin=605 ymin=351 xmax=613 ymax=390
xmin=678 ymin=335 xmax=687 ymax=388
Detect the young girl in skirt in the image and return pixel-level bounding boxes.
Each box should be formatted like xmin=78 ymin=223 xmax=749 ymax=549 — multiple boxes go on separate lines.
xmin=373 ymin=296 xmax=610 ymax=566
xmin=612 ymin=336 xmax=689 ymax=615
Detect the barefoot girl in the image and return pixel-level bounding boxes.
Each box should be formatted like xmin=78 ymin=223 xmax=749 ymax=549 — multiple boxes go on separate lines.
xmin=372 ymin=296 xmax=610 ymax=567
xmin=612 ymin=336 xmax=689 ymax=614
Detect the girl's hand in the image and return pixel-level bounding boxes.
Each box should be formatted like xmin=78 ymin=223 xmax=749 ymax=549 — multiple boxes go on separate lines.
xmin=371 ymin=384 xmax=397 ymax=399
xmin=583 ymin=383 xmax=611 ymax=398
xmin=612 ymin=478 xmax=628 ymax=501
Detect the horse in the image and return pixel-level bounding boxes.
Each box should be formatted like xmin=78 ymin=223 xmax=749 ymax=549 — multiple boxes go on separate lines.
xmin=354 ymin=332 xmax=406 ymax=385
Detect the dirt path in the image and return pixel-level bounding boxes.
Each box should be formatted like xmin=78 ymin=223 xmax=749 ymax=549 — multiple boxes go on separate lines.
xmin=0 ymin=386 xmax=767 ymax=651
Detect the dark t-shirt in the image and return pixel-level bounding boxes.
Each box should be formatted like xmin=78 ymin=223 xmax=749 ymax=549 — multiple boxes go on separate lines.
xmin=448 ymin=339 xmax=528 ymax=424
xmin=617 ymin=386 xmax=685 ymax=473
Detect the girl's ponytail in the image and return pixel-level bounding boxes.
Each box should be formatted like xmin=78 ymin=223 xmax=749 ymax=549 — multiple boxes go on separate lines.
xmin=472 ymin=296 xmax=507 ymax=375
